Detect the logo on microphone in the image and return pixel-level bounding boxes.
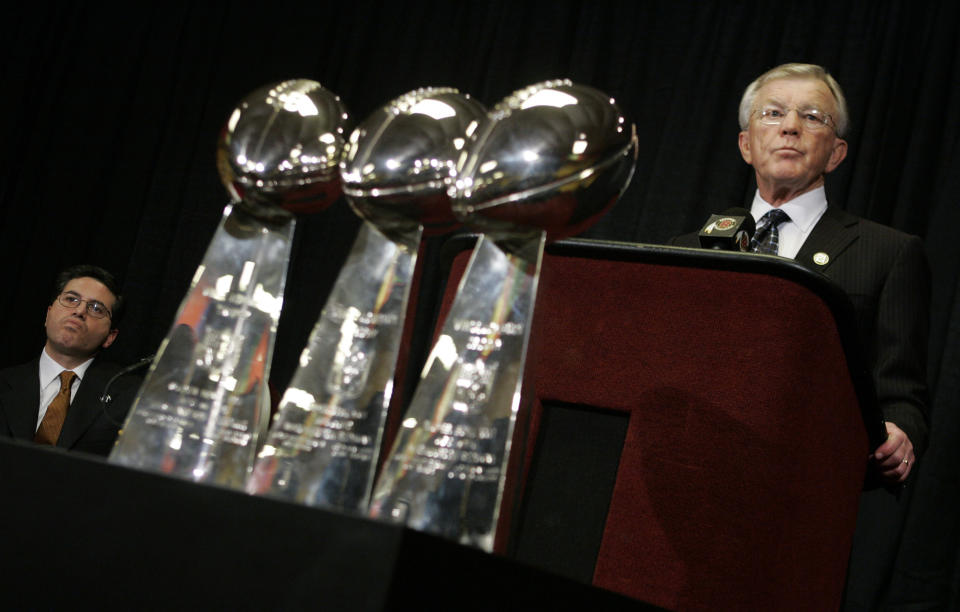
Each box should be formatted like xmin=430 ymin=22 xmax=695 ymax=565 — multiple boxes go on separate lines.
xmin=703 ymin=217 xmax=737 ymax=234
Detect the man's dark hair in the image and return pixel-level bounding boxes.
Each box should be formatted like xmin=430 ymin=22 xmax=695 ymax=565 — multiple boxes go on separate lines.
xmin=52 ymin=264 xmax=125 ymax=325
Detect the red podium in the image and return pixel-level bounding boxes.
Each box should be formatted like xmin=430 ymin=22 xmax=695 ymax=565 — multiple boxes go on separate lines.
xmin=1 ymin=238 xmax=881 ymax=612
xmin=411 ymin=236 xmax=882 ymax=611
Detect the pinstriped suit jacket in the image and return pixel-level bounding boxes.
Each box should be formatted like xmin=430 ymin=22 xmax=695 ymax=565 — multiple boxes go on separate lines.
xmin=671 ymin=206 xmax=930 ymax=453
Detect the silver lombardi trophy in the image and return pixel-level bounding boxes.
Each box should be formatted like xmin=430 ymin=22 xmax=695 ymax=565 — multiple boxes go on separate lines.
xmin=369 ymin=80 xmax=638 ymax=550
xmin=248 ymin=88 xmax=486 ymax=511
xmin=109 ymin=80 xmax=350 ymax=489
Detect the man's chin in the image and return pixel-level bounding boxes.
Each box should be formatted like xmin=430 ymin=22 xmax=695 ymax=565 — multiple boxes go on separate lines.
xmin=766 ymin=164 xmax=806 ymax=180
xmin=48 ymin=338 xmax=99 ymax=360
xmin=763 ymin=169 xmax=818 ymax=190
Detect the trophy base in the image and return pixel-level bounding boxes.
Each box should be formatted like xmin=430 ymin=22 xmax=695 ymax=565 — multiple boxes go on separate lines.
xmin=110 ymin=203 xmax=294 ymax=489
xmin=249 ymin=221 xmax=422 ymax=512
xmin=369 ymin=231 xmax=546 ymax=551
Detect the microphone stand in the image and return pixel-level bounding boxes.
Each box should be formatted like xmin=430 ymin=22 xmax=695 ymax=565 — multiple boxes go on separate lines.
xmin=100 ymin=355 xmax=154 ymax=426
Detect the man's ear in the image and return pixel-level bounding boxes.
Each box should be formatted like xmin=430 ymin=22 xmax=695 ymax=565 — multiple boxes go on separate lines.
xmin=738 ymin=131 xmax=752 ymax=164
xmin=101 ymin=328 xmax=119 ymax=350
xmin=825 ymin=137 xmax=848 ymax=174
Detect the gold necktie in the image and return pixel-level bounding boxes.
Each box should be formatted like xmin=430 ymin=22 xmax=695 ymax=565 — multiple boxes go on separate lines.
xmin=35 ymin=370 xmax=77 ymax=445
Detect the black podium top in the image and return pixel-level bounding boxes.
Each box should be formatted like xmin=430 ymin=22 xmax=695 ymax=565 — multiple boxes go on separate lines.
xmin=0 ymin=438 xmax=654 ymax=611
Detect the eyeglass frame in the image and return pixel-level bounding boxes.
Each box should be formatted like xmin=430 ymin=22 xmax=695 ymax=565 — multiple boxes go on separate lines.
xmin=752 ymin=105 xmax=837 ymax=132
xmin=57 ymin=291 xmax=113 ymax=320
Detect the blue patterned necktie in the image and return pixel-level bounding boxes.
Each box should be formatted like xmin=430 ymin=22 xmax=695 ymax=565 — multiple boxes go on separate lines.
xmin=750 ymin=209 xmax=791 ymax=255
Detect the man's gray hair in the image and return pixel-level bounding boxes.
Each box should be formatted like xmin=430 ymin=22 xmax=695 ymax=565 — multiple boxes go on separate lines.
xmin=738 ymin=63 xmax=849 ymax=137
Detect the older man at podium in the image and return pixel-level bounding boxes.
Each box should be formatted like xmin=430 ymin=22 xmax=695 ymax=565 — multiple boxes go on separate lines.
xmin=673 ymin=63 xmax=929 ymax=485
xmin=672 ymin=63 xmax=930 ymax=610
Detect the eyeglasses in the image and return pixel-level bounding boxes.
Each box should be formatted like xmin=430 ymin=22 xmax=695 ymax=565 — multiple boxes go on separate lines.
xmin=58 ymin=291 xmax=112 ymax=319
xmin=755 ymin=106 xmax=835 ymax=131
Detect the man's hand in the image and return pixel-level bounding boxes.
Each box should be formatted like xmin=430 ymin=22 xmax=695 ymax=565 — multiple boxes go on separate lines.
xmin=872 ymin=422 xmax=914 ymax=484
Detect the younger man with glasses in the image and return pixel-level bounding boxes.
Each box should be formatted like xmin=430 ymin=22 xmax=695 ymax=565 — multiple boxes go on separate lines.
xmin=0 ymin=264 xmax=141 ymax=456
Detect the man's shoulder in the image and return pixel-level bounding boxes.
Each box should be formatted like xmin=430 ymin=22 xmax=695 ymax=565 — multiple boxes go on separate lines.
xmin=824 ymin=207 xmax=920 ymax=243
xmin=0 ymin=359 xmax=39 ymax=388
xmin=85 ymin=357 xmax=124 ymax=376
xmin=1 ymin=356 xmax=133 ymax=388
xmin=85 ymin=357 xmax=145 ymax=393
xmin=820 ymin=208 xmax=926 ymax=270
xmin=664 ymin=206 xmax=924 ymax=256
xmin=81 ymin=357 xmax=142 ymax=392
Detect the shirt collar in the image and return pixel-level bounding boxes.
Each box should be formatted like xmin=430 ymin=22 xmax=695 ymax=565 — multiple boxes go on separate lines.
xmin=750 ymin=185 xmax=828 ymax=233
xmin=39 ymin=347 xmax=95 ymax=387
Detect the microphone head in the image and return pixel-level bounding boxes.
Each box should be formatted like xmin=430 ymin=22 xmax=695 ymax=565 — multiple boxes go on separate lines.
xmin=698 ymin=207 xmax=755 ymax=251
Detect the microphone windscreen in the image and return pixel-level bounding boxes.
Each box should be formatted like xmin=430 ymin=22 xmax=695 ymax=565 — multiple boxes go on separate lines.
xmin=698 ymin=207 xmax=755 ymax=251
xmin=721 ymin=207 xmax=755 ymax=235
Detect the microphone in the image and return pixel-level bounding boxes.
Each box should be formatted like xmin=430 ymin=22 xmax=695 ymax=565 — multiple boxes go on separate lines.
xmin=698 ymin=207 xmax=756 ymax=252
xmin=100 ymin=355 xmax=154 ymax=425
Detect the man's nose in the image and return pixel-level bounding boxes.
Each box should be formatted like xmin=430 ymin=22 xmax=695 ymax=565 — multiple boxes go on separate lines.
xmin=70 ymin=300 xmax=87 ymax=318
xmin=780 ymin=109 xmax=802 ymax=134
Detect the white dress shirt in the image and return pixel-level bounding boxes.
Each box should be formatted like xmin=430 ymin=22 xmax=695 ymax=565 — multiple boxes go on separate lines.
xmin=749 ymin=186 xmax=829 ymax=259
xmin=36 ymin=348 xmax=95 ymax=431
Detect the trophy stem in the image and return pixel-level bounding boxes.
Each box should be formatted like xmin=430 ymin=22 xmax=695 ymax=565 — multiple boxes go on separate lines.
xmin=369 ymin=230 xmax=546 ymax=552
xmin=248 ymin=221 xmax=422 ymax=512
xmin=110 ymin=204 xmax=294 ymax=489
xmin=191 ymin=223 xmax=275 ymax=481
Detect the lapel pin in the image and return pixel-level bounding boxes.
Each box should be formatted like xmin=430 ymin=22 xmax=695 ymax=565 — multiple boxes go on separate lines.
xmin=813 ymin=252 xmax=830 ymax=266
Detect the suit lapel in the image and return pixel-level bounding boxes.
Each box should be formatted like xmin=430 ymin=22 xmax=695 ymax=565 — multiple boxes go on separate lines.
xmin=58 ymin=359 xmax=109 ymax=449
xmin=795 ymin=206 xmax=860 ymax=273
xmin=0 ymin=360 xmax=42 ymax=440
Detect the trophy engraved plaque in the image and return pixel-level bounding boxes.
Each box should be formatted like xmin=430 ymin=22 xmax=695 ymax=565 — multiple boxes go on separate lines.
xmin=248 ymin=88 xmax=486 ymax=511
xmin=110 ymin=80 xmax=350 ymax=488
xmin=369 ymin=80 xmax=638 ymax=550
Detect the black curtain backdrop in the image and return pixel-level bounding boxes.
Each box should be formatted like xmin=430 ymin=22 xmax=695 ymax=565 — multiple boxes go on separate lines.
xmin=2 ymin=1 xmax=958 ymax=608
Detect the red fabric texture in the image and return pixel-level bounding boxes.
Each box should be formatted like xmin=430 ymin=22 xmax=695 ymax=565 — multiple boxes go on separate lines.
xmin=438 ymin=249 xmax=868 ymax=610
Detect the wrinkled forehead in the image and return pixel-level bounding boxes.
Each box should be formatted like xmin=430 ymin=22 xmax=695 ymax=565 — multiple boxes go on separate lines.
xmin=62 ymin=276 xmax=117 ymax=309
xmin=755 ymin=77 xmax=838 ymax=113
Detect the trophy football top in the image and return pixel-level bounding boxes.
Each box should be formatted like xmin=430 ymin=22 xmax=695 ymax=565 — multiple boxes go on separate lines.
xmin=341 ymin=87 xmax=487 ymax=240
xmin=451 ymin=79 xmax=639 ymax=241
xmin=216 ymin=79 xmax=352 ymax=215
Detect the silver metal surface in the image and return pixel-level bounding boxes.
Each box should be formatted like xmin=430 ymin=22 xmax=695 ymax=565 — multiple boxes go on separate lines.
xmin=110 ymin=80 xmax=349 ymax=488
xmin=110 ymin=204 xmax=294 ymax=488
xmin=217 ymin=79 xmax=351 ymax=216
xmin=369 ymin=232 xmax=544 ymax=550
xmin=342 ymin=87 xmax=487 ymax=243
xmin=248 ymin=88 xmax=485 ymax=512
xmin=248 ymin=222 xmax=420 ymax=508
xmin=370 ymin=80 xmax=637 ymax=550
xmin=451 ymin=79 xmax=638 ymax=242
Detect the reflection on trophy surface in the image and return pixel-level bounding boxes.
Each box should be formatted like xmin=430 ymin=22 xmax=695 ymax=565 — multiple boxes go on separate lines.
xmin=248 ymin=88 xmax=486 ymax=512
xmin=369 ymin=80 xmax=638 ymax=550
xmin=109 ymin=80 xmax=350 ymax=489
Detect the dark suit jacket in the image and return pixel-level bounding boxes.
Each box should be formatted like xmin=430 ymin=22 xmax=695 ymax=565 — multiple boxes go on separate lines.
xmin=0 ymin=356 xmax=142 ymax=457
xmin=671 ymin=206 xmax=930 ymax=453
